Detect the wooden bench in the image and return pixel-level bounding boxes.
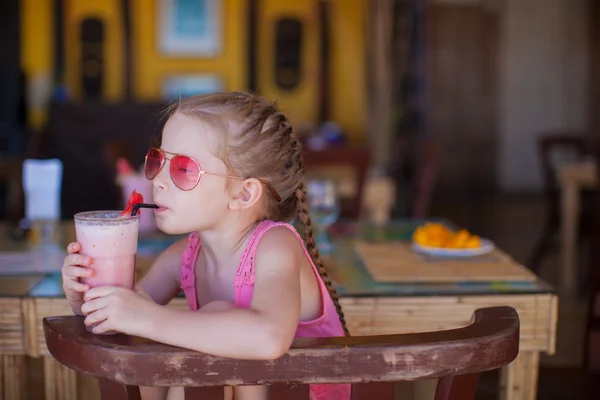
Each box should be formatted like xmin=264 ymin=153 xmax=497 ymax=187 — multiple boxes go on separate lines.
xmin=43 ymin=306 xmax=519 ymax=399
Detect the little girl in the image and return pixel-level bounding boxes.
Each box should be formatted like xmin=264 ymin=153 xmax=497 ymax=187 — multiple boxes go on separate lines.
xmin=61 ymin=92 xmax=351 ymax=400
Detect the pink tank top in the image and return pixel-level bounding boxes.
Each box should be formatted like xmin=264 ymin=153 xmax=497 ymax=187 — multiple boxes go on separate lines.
xmin=180 ymin=220 xmax=350 ymax=399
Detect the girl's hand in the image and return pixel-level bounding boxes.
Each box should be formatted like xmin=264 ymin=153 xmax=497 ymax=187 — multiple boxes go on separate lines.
xmin=81 ymin=286 xmax=158 ymax=336
xmin=133 ymin=285 xmax=155 ymax=303
xmin=61 ymin=242 xmax=94 ymax=314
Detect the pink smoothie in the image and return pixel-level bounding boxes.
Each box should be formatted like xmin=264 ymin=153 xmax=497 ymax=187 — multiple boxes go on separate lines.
xmin=74 ymin=211 xmax=140 ymax=289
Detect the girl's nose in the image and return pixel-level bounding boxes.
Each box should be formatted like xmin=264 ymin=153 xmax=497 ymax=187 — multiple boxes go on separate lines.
xmin=152 ymin=165 xmax=170 ymax=191
xmin=153 ymin=178 xmax=166 ymax=192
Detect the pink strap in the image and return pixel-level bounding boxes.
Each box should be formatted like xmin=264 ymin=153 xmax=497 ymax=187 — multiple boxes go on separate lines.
xmin=183 ymin=221 xmax=316 ymax=311
xmin=181 ymin=232 xmax=201 ymax=311
xmin=234 ymin=220 xmax=311 ymax=308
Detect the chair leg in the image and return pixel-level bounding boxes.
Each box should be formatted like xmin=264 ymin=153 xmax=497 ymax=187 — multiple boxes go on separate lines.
xmin=434 ymin=374 xmax=479 ymax=400
xmin=526 ymin=230 xmax=556 ymax=273
xmin=99 ymin=379 xmax=141 ymax=400
xmin=352 ymin=382 xmax=395 ymax=399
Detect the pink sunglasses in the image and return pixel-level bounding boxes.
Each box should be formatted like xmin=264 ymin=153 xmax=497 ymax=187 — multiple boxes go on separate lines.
xmin=144 ymin=148 xmax=281 ymax=202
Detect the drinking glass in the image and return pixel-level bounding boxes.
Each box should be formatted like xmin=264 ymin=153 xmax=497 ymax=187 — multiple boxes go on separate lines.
xmin=74 ymin=210 xmax=140 ymax=334
xmin=306 ymin=179 xmax=340 ymax=254
xmin=74 ymin=211 xmax=140 ymax=289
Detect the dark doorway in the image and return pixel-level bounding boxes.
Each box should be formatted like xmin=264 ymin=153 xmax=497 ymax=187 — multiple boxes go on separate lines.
xmin=0 ymin=0 xmax=24 ymax=156
xmin=0 ymin=0 xmax=24 ymax=221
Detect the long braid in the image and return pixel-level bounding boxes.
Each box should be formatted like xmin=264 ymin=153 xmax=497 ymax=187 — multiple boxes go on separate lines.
xmin=295 ymin=181 xmax=350 ymax=336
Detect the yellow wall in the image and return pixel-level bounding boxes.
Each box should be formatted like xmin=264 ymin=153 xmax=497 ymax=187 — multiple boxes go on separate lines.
xmin=20 ymin=0 xmax=53 ymax=129
xmin=257 ymin=0 xmax=367 ymax=140
xmin=329 ymin=0 xmax=367 ymax=142
xmin=65 ymin=0 xmax=125 ymax=100
xmin=132 ymin=0 xmax=246 ymax=100
xmin=257 ymin=1 xmax=319 ymax=126
xmin=20 ymin=0 xmax=366 ymax=141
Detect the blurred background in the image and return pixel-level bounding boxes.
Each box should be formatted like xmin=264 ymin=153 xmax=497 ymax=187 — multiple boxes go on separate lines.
xmin=1 ymin=0 xmax=595 ymax=275
xmin=1 ymin=0 xmax=592 ymax=217
xmin=1 ymin=0 xmax=600 ymax=398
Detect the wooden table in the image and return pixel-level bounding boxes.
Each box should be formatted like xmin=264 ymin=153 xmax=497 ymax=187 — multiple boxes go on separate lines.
xmin=557 ymin=159 xmax=596 ymax=294
xmin=0 ymin=221 xmax=557 ymax=400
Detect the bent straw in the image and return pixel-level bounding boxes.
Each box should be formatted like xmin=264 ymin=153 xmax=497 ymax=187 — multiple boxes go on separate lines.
xmin=131 ymin=203 xmax=159 ymax=217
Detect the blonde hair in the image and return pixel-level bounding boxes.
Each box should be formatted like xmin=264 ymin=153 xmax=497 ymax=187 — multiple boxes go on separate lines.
xmin=169 ymin=92 xmax=349 ymax=336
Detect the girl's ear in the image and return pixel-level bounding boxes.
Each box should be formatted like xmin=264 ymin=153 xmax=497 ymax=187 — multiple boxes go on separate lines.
xmin=229 ymin=178 xmax=264 ymax=210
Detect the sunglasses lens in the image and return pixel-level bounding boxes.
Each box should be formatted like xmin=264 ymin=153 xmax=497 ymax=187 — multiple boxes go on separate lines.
xmin=170 ymin=155 xmax=201 ymax=191
xmin=145 ymin=148 xmax=163 ymax=180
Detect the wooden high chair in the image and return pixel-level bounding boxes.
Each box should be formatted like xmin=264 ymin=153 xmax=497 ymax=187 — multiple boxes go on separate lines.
xmin=43 ymin=306 xmax=519 ymax=399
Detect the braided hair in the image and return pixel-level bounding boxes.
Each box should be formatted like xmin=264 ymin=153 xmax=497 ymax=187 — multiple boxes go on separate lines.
xmin=174 ymin=92 xmax=350 ymax=336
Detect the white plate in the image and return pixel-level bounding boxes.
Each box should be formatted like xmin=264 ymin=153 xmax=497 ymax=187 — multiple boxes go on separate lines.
xmin=411 ymin=238 xmax=495 ymax=257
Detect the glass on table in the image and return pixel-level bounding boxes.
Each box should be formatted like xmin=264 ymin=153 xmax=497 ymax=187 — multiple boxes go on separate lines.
xmin=306 ymin=179 xmax=340 ymax=254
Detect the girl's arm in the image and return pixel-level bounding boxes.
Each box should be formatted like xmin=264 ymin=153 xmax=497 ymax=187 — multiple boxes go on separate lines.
xmin=137 ymin=228 xmax=302 ymax=360
xmin=135 ymin=237 xmax=187 ymax=305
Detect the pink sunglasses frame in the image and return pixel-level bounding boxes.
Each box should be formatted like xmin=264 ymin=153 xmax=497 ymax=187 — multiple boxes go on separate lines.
xmin=144 ymin=148 xmax=282 ymax=202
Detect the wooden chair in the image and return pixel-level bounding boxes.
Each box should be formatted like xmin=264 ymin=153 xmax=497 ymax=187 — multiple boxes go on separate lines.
xmin=43 ymin=306 xmax=519 ymax=399
xmin=527 ymin=134 xmax=595 ymax=272
xmin=362 ymin=176 xmax=396 ymax=224
xmin=303 ymin=147 xmax=370 ymax=219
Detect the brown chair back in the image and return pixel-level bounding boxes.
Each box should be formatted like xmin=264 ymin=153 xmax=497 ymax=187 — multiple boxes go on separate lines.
xmin=302 ymin=147 xmax=370 ymax=218
xmin=538 ymin=134 xmax=590 ymax=196
xmin=44 ymin=306 xmax=519 ymax=400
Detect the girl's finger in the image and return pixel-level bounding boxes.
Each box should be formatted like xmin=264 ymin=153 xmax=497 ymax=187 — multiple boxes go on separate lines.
xmin=68 ymin=280 xmax=90 ymax=293
xmin=65 ymin=254 xmax=92 ymax=267
xmin=67 ymin=242 xmax=81 ymax=254
xmin=81 ymin=297 xmax=108 ymax=316
xmin=64 ymin=265 xmax=93 ymax=279
xmin=91 ymin=320 xmax=114 ymax=335
xmin=84 ymin=286 xmax=115 ymax=302
xmin=84 ymin=309 xmax=108 ymax=327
